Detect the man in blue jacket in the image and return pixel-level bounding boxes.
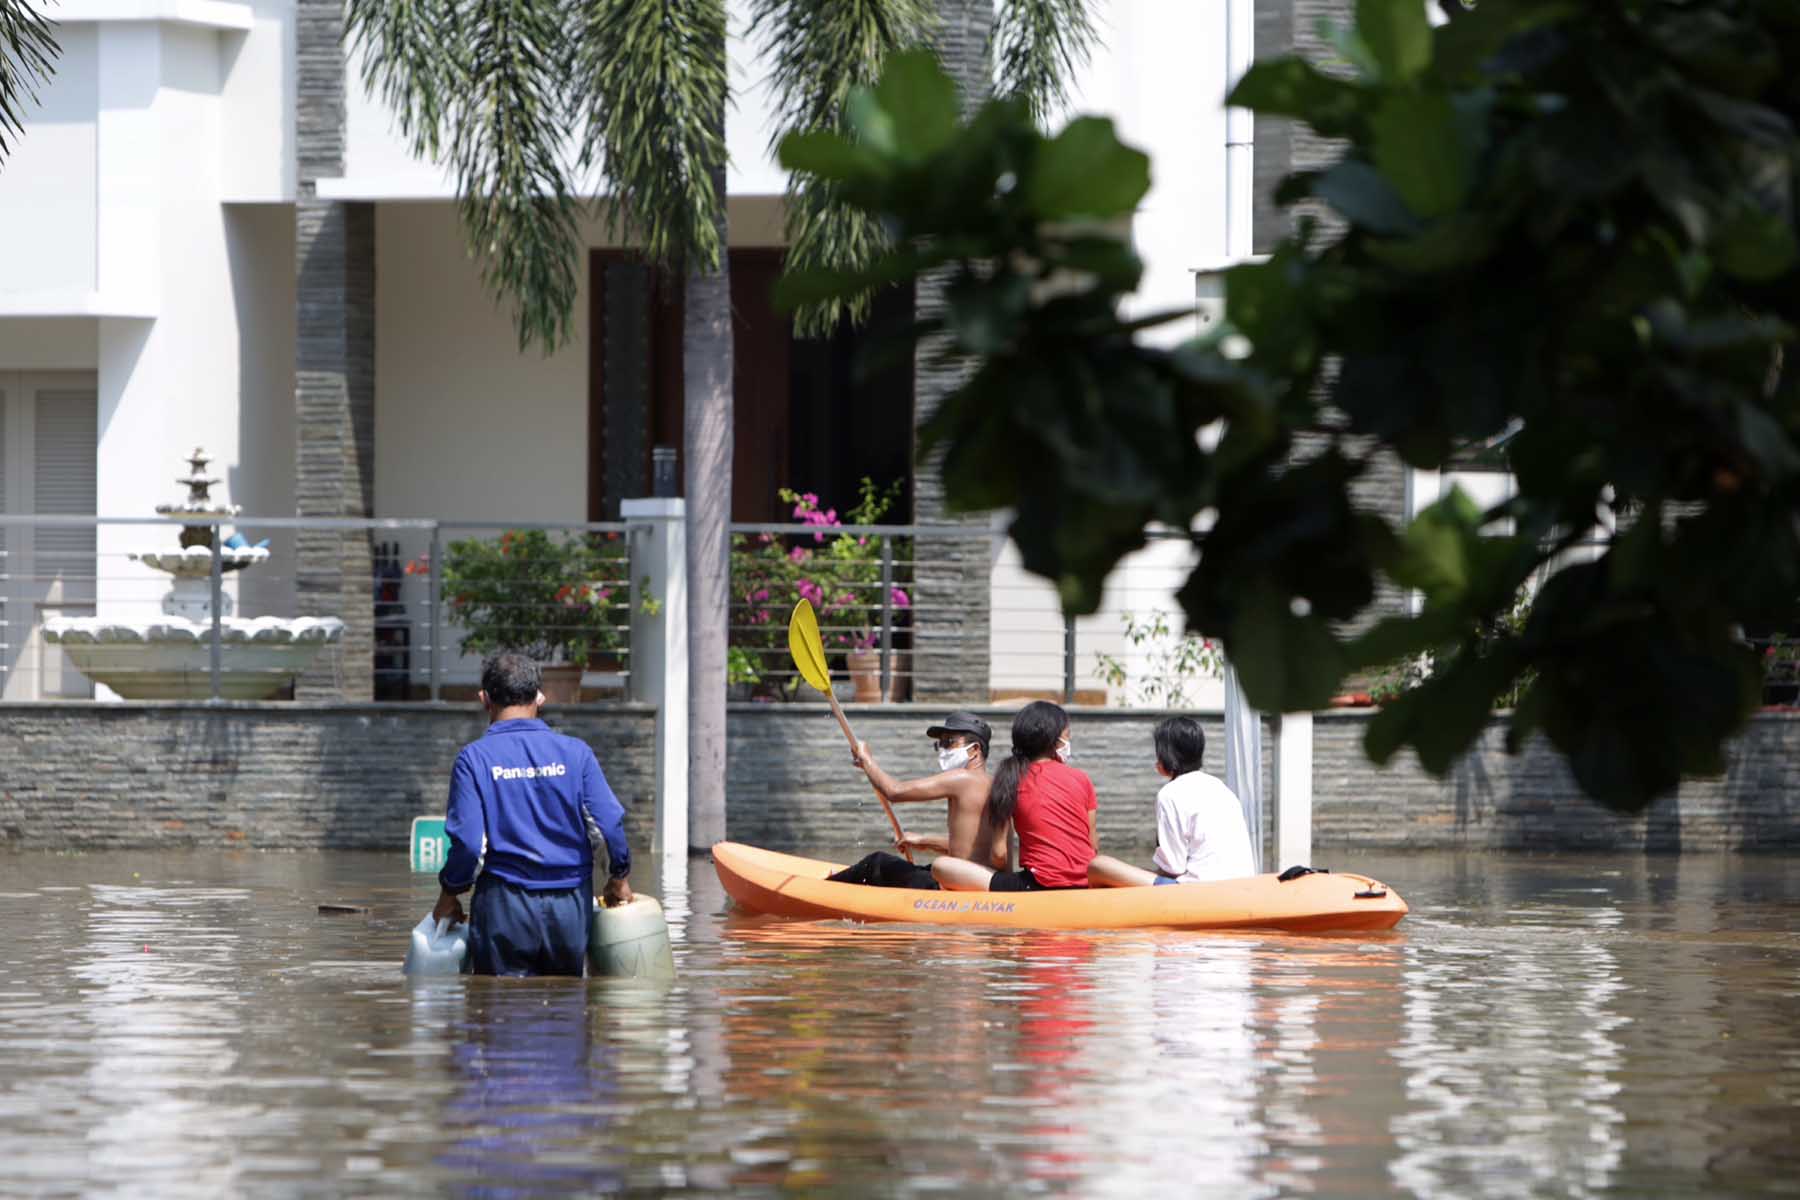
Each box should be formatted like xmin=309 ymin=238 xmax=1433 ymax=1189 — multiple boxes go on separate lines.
xmin=431 ymin=653 xmax=634 ymax=975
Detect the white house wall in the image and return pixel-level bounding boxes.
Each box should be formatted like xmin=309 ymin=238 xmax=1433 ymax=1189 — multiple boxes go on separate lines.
xmin=373 ymin=194 xmax=787 ymax=530
xmin=987 ymin=0 xmax=1231 ymax=705
xmin=0 ymin=14 xmax=294 ymax=627
xmin=0 ymin=321 xmax=98 ymax=371
xmin=372 ymin=202 xmax=591 ymax=527
xmin=220 ymin=0 xmax=296 ymax=201
xmin=223 ymin=202 xmax=296 ymax=617
xmin=0 ymin=25 xmax=98 ymax=299
xmin=1072 ymin=0 xmax=1230 ymax=346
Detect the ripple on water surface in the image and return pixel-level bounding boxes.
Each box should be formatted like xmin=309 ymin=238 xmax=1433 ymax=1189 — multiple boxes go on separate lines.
xmin=0 ymin=851 xmax=1796 ymax=1198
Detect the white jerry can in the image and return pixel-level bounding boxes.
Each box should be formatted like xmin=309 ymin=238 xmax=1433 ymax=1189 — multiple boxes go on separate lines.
xmin=402 ymin=915 xmax=468 ymax=976
xmin=588 ymin=896 xmax=676 ymax=981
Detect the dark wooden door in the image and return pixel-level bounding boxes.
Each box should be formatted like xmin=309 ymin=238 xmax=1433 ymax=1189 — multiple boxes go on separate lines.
xmin=588 ymin=249 xmax=791 ymax=522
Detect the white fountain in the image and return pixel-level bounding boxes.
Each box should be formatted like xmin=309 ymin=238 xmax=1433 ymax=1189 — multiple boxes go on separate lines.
xmin=46 ymin=448 xmax=345 ymax=699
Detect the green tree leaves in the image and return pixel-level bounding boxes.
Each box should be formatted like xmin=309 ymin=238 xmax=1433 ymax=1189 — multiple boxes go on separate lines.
xmin=1027 ymin=117 xmax=1151 ymax=218
xmin=1369 ymin=92 xmax=1472 ymax=218
xmin=774 ymin=8 xmax=1800 ymax=813
xmin=1357 ymin=0 xmax=1432 ymax=83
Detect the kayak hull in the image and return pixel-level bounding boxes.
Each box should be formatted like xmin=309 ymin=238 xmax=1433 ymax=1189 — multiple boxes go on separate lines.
xmin=712 ymin=842 xmax=1408 ymax=933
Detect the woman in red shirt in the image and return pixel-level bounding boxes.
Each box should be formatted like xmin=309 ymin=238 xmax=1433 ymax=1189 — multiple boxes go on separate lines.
xmin=932 ymin=701 xmax=1097 ymax=892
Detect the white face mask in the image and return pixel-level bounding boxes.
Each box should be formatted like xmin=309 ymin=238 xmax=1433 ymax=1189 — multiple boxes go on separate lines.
xmin=1054 ymin=737 xmax=1073 ymax=764
xmin=937 ymin=743 xmax=973 ymax=772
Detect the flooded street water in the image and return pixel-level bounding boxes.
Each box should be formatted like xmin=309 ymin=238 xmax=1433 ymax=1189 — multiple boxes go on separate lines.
xmin=0 ymin=849 xmax=1796 ymax=1198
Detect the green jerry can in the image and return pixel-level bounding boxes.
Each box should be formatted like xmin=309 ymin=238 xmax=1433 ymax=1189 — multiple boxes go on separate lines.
xmin=588 ymin=895 xmax=676 ymax=981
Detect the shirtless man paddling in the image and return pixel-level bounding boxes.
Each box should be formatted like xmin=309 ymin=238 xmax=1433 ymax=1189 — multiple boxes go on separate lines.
xmin=827 ymin=711 xmax=1004 ymax=890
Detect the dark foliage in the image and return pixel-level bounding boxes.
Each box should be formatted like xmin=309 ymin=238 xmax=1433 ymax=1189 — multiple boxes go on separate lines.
xmin=778 ymin=1 xmax=1800 ymax=811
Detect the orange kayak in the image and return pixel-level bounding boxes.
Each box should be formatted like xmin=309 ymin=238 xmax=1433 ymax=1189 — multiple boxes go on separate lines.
xmin=712 ymin=842 xmax=1409 ymax=933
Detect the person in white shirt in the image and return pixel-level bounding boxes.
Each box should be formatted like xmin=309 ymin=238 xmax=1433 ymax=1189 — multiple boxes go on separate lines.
xmin=1087 ymin=716 xmax=1257 ymax=887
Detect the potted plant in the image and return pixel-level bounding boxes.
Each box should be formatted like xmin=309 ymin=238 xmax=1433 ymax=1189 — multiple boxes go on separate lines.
xmin=418 ymin=529 xmax=632 ymax=702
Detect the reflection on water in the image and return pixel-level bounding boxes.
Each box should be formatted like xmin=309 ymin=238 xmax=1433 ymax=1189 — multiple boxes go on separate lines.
xmin=0 ymin=851 xmax=1796 ymax=1197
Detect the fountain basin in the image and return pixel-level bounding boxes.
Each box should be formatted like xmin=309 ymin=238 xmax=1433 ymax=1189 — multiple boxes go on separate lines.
xmin=133 ymin=545 xmax=270 ymax=576
xmin=45 ymin=616 xmax=345 ymax=699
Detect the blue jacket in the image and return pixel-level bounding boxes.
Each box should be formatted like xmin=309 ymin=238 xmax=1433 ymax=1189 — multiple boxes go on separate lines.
xmin=438 ymin=718 xmax=631 ymax=892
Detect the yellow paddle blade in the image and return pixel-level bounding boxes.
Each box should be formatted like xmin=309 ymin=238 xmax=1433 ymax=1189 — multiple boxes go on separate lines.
xmin=788 ymin=598 xmax=833 ymax=694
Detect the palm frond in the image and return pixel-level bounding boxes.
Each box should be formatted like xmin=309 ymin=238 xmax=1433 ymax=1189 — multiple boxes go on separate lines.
xmin=349 ymin=0 xmax=583 ymax=351
xmin=0 ymin=0 xmax=59 ymax=163
xmin=752 ymin=0 xmax=935 ymax=334
xmin=345 ymin=0 xmax=462 ymax=160
xmin=993 ymin=0 xmax=1099 ymax=126
xmin=579 ymin=0 xmax=730 ymax=275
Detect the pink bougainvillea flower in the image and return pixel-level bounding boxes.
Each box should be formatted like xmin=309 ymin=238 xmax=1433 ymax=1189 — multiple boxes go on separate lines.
xmin=788 ymin=546 xmax=810 ymax=564
xmin=892 ymin=587 xmax=910 ymax=609
xmin=797 ymin=579 xmax=824 ymax=605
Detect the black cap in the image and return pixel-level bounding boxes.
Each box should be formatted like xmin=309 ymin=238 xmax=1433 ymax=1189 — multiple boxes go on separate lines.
xmin=926 ymin=711 xmax=992 ymax=755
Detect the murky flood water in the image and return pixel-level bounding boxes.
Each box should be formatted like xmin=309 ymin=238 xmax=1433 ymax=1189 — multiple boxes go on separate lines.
xmin=0 ymin=849 xmax=1796 ymax=1198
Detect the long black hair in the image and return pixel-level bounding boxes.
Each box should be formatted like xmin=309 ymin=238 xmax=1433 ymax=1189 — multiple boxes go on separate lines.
xmin=987 ymin=701 xmax=1069 ymax=829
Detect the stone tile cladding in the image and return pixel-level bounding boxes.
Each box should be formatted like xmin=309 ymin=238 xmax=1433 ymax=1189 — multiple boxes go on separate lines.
xmin=5 ymin=705 xmax=1792 ymax=854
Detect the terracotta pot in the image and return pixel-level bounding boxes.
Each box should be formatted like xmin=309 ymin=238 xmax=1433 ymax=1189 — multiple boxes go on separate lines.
xmin=885 ymin=650 xmax=911 ymax=703
xmin=845 ymin=648 xmax=882 ymax=703
xmin=539 ymin=663 xmax=584 ymax=705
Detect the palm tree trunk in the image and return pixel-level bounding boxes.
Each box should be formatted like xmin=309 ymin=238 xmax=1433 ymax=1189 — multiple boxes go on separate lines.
xmin=685 ymin=158 xmax=733 ymax=851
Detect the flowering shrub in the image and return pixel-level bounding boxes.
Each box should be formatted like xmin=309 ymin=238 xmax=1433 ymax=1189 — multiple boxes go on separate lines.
xmin=731 ymin=478 xmax=908 ymax=694
xmin=1093 ymin=611 xmax=1226 ymax=708
xmin=412 ymin=529 xmax=632 ymax=665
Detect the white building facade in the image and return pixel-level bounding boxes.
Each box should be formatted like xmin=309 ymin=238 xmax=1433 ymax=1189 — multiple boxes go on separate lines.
xmin=0 ymin=0 xmax=1269 ymax=702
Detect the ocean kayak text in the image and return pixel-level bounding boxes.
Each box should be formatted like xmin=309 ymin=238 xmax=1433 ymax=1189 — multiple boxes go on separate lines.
xmin=912 ymin=898 xmax=1017 ymax=914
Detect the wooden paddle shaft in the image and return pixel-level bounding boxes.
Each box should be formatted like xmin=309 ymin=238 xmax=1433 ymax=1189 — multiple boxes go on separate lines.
xmin=824 ymin=690 xmax=913 ymax=863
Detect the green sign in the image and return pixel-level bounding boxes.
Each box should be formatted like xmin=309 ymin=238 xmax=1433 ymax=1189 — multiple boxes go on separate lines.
xmin=410 ymin=816 xmax=449 ymax=873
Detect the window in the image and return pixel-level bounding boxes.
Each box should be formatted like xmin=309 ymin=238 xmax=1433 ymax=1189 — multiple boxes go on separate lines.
xmin=0 ymin=372 xmax=97 ymax=699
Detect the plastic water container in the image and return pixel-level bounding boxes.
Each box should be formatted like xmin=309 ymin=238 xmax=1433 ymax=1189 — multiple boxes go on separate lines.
xmin=402 ymin=914 xmax=468 ymax=976
xmin=588 ymin=896 xmax=676 ymax=981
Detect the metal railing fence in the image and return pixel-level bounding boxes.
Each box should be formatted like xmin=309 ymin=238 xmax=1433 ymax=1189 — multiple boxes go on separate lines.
xmin=727 ymin=521 xmax=1213 ymax=707
xmin=0 ymin=515 xmax=633 ymax=703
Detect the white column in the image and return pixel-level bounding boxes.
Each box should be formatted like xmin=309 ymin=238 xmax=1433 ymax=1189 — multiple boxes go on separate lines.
xmin=1222 ymin=661 xmax=1265 ymax=873
xmin=94 ymin=25 xmax=167 ymax=631
xmin=624 ymin=497 xmax=688 ymax=870
xmin=1273 ymin=712 xmax=1314 ymax=870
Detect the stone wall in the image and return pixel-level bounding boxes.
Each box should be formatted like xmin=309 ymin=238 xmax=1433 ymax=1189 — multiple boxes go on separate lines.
xmin=726 ymin=705 xmax=1800 ymax=856
xmin=4 ymin=703 xmax=1797 ymax=855
xmin=294 ymin=0 xmax=377 ymax=701
xmin=722 ymin=704 xmax=1239 ymax=851
xmin=0 ymin=704 xmax=657 ymax=851
xmin=907 ymin=0 xmax=995 ymax=704
xmin=1309 ymin=710 xmax=1800 ymax=854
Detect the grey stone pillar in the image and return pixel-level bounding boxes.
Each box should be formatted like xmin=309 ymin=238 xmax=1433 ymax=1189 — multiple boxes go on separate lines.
xmin=909 ymin=0 xmax=995 ymax=705
xmin=1255 ymin=0 xmax=1408 ymax=630
xmin=294 ymin=0 xmax=376 ymax=701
